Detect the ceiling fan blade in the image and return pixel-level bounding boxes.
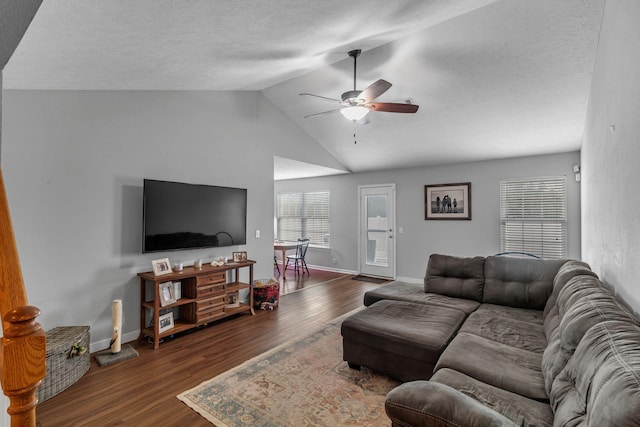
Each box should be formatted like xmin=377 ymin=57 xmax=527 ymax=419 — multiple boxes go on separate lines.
xmin=369 ymin=102 xmax=419 ymax=113
xmin=303 ymin=108 xmax=340 ymax=118
xmin=299 ymin=93 xmax=342 ymax=104
xmin=359 ymin=79 xmax=392 ymax=103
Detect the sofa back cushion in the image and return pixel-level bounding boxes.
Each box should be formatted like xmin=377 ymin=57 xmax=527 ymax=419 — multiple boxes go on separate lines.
xmin=542 ymin=260 xmax=596 ymax=321
xmin=550 ymin=320 xmax=640 ymax=426
xmin=483 ymin=256 xmax=565 ymax=310
xmin=541 ymin=277 xmax=636 ymax=394
xmin=425 ymin=254 xmax=485 ymax=302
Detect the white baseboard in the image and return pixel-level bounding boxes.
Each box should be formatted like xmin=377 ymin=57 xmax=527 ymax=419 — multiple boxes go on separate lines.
xmin=275 ymin=262 xmax=357 ymax=276
xmin=90 ymin=330 xmax=140 ymax=354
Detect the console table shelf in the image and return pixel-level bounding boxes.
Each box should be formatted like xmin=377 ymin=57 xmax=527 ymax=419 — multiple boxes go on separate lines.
xmin=137 ymin=260 xmax=255 ymax=349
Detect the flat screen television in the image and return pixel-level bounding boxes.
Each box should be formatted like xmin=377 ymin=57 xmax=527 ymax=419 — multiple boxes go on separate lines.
xmin=142 ymin=179 xmax=247 ymax=253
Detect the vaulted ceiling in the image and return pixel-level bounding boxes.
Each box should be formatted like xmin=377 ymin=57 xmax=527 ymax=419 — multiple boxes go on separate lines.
xmin=4 ymin=0 xmax=605 ymax=176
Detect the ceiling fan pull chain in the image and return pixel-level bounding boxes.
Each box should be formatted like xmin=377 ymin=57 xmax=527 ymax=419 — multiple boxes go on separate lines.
xmin=353 ymin=124 xmax=357 ymax=144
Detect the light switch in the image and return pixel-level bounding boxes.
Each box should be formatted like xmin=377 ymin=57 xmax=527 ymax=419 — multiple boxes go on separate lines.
xmin=255 ymin=229 xmax=261 ymax=238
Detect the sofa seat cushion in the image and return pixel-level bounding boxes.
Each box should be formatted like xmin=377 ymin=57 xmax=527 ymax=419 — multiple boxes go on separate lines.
xmin=435 ymin=332 xmax=547 ymax=401
xmin=459 ymin=311 xmax=547 ymax=353
xmin=341 ymin=300 xmax=466 ymax=381
xmin=385 ymin=380 xmax=517 ymax=427
xmin=550 ymin=321 xmax=640 ymax=426
xmin=431 ymin=368 xmax=553 ymax=427
xmin=425 ymin=253 xmax=486 ymax=301
xmin=363 ymin=281 xmax=480 ymax=314
xmin=473 ymin=303 xmax=544 ymax=325
xmin=483 ymin=256 xmax=566 ymax=310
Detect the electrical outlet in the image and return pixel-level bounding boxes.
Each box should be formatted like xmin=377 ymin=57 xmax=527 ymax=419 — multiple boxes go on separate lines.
xmin=255 ymin=230 xmax=260 ymax=238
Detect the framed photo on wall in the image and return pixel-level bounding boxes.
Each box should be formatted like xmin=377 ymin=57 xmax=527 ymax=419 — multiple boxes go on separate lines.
xmin=425 ymin=182 xmax=472 ymax=220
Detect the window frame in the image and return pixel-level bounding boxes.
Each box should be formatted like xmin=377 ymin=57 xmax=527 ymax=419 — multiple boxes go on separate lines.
xmin=499 ymin=176 xmax=568 ymax=259
xmin=276 ymin=190 xmax=330 ymax=249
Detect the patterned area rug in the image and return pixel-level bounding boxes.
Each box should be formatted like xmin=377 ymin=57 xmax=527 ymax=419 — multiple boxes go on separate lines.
xmin=177 ymin=311 xmax=400 ymax=426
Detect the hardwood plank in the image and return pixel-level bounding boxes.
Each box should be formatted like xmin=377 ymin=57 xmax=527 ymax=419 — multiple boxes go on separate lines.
xmin=36 ymin=270 xmax=381 ymax=426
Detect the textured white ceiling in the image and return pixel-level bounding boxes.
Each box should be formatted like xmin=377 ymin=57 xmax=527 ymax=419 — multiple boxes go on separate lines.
xmin=3 ymin=0 xmax=605 ymax=176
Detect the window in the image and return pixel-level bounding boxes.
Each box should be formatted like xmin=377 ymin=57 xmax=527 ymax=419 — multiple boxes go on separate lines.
xmin=276 ymin=191 xmax=330 ymax=248
xmin=500 ymin=176 xmax=567 ymax=259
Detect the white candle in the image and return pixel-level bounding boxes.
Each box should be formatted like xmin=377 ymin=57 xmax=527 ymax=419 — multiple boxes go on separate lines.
xmin=111 ymin=299 xmax=122 ymax=353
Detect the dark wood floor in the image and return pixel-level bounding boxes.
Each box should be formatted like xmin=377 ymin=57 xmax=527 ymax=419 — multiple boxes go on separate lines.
xmin=36 ymin=269 xmax=379 ymax=426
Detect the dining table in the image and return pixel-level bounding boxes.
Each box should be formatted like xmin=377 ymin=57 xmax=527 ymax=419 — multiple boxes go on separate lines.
xmin=274 ymin=241 xmax=298 ymax=276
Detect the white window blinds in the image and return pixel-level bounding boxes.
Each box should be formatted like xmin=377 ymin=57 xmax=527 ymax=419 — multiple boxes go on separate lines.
xmin=500 ymin=176 xmax=567 ymax=259
xmin=277 ymin=191 xmax=330 ymax=248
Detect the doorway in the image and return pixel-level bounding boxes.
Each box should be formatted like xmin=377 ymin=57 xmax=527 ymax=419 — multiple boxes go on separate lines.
xmin=358 ymin=184 xmax=396 ymax=278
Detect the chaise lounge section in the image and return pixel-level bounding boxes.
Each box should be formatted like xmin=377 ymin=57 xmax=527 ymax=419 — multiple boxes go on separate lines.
xmin=341 ymin=253 xmax=640 ymax=426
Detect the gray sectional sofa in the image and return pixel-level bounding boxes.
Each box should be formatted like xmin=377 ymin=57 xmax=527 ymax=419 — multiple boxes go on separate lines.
xmin=341 ymin=253 xmax=640 ymax=426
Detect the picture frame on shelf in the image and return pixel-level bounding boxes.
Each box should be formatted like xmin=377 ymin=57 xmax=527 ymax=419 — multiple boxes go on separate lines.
xmin=159 ymin=282 xmax=176 ymax=307
xmin=232 ymin=251 xmax=247 ymax=262
xmin=425 ymin=182 xmax=472 ymax=220
xmin=225 ymin=291 xmax=240 ymax=308
xmin=158 ymin=312 xmax=174 ymax=333
xmin=151 ymin=258 xmax=172 ymax=276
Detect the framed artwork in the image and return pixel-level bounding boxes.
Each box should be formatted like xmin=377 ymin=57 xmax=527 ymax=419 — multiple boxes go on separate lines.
xmin=425 ymin=182 xmax=472 ymax=220
xmin=159 ymin=282 xmax=176 ymax=307
xmin=225 ymin=291 xmax=240 ymax=308
xmin=232 ymin=251 xmax=247 ymax=262
xmin=158 ymin=312 xmax=174 ymax=333
xmin=151 ymin=258 xmax=172 ymax=276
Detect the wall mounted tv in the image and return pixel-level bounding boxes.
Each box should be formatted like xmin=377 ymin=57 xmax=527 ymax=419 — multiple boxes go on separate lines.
xmin=142 ymin=179 xmax=247 ymax=253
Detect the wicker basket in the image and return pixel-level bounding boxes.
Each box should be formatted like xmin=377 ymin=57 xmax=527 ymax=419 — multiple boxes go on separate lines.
xmin=253 ymin=278 xmax=280 ymax=310
xmin=37 ymin=326 xmax=90 ymax=403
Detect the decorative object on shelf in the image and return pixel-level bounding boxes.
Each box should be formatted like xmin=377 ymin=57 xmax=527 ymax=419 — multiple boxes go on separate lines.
xmin=424 ymin=182 xmax=472 ymax=220
xmin=110 ymin=299 xmax=122 ymax=354
xmin=232 ymin=251 xmax=247 ymax=262
xmin=151 ymin=258 xmax=172 ymax=276
xmin=194 ymin=259 xmax=203 ymax=270
xmin=173 ymin=281 xmax=182 ymax=300
xmin=210 ymin=258 xmax=224 ymax=267
xmin=159 ymin=282 xmax=176 ymax=307
xmin=254 ymin=277 xmax=280 ymax=310
xmin=172 ymin=260 xmax=184 ymax=272
xmin=225 ymin=291 xmax=240 ymax=308
xmin=158 ymin=312 xmax=174 ymax=333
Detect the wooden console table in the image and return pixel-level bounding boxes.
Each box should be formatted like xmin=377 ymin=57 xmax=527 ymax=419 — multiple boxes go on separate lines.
xmin=137 ymin=260 xmax=255 ymax=349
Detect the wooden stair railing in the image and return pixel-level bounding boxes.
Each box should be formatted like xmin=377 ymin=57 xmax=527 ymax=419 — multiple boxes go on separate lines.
xmin=0 ymin=169 xmax=46 ymax=426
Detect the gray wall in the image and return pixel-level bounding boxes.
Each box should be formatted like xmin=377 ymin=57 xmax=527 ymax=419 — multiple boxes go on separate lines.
xmin=276 ymin=151 xmax=581 ymax=281
xmin=1 ymin=90 xmax=341 ymax=351
xmin=582 ymin=0 xmax=640 ymax=313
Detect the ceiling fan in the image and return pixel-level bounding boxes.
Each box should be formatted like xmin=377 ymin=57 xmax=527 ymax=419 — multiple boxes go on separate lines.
xmin=300 ymin=49 xmax=419 ymax=123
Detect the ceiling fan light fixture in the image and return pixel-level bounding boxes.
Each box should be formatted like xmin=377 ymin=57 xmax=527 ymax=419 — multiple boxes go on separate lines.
xmin=340 ymin=106 xmax=369 ymax=121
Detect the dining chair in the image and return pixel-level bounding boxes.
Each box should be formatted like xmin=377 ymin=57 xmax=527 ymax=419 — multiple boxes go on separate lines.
xmin=274 ymin=255 xmax=280 ymax=275
xmin=285 ymin=238 xmax=310 ymax=275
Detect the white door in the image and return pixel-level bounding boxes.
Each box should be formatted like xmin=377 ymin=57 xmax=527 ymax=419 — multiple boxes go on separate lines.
xmin=359 ymin=184 xmax=396 ymax=278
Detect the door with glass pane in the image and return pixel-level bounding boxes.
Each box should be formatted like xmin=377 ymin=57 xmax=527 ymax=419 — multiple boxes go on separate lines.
xmin=359 ymin=184 xmax=395 ymax=278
